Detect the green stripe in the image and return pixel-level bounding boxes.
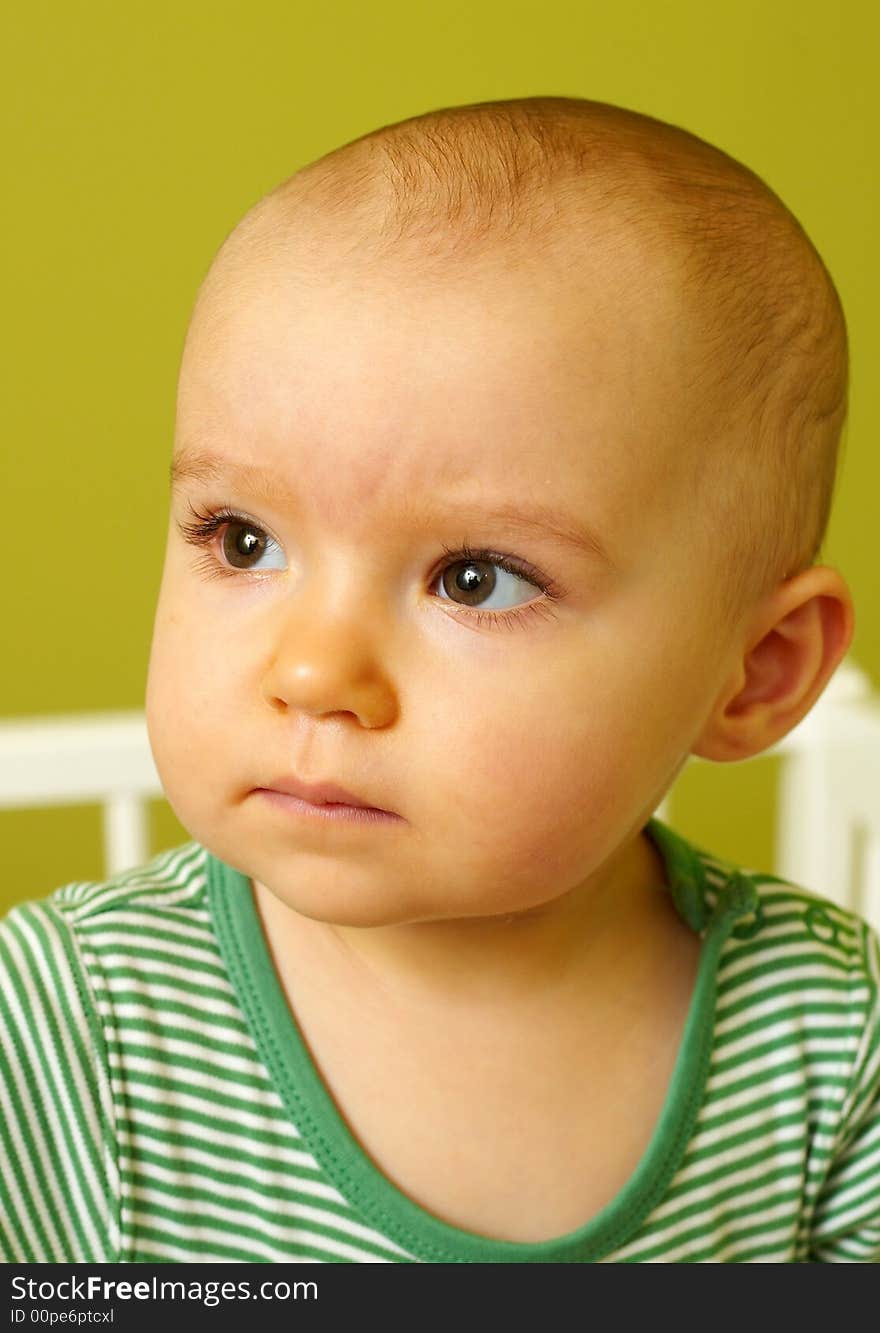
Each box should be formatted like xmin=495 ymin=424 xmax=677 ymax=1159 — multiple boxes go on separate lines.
xmin=113 ymin=1074 xmax=291 ymax=1120
xmin=88 ymin=989 xmax=252 ymax=1033
xmin=90 ymin=969 xmax=236 ymax=1004
xmin=125 ymin=1211 xmax=378 ymax=1263
xmin=122 ymin=1169 xmax=405 ymax=1260
xmin=622 ymin=1186 xmax=804 ymax=1261
xmin=116 ymin=1109 xmax=313 ymax=1161
xmin=121 ymin=1146 xmax=344 ymax=1210
xmin=78 ymin=939 xmax=231 ymax=981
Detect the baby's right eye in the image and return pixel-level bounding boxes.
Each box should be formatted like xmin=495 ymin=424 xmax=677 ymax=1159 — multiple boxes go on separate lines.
xmin=177 ymin=504 xmax=286 ymax=576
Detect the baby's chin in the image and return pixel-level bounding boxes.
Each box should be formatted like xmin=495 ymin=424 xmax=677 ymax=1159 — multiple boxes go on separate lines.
xmin=257 ymin=886 xmax=436 ymax=930
xmin=249 ymin=867 xmax=570 ymax=935
xmin=249 ymin=869 xmax=481 ymax=931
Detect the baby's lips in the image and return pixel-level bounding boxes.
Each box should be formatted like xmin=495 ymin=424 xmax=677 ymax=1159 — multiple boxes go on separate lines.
xmin=260 ymin=773 xmax=395 ymax=813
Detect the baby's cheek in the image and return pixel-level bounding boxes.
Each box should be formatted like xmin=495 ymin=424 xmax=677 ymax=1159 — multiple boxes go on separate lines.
xmin=511 ymin=769 xmax=616 ymax=886
xmin=146 ymin=631 xmax=213 ymax=807
xmin=459 ymin=712 xmax=618 ymax=872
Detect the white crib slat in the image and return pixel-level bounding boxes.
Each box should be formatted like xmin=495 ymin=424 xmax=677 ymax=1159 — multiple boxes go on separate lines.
xmin=775 ymin=750 xmax=828 ymax=899
xmin=861 ymin=829 xmax=880 ymax=936
xmin=772 ymin=688 xmax=880 ymax=923
xmin=102 ymin=794 xmax=149 ymax=877
xmin=654 ymin=795 xmax=671 ymax=823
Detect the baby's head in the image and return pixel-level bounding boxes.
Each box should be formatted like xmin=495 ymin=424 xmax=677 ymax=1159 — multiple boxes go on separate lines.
xmin=146 ymin=96 xmax=854 ymax=932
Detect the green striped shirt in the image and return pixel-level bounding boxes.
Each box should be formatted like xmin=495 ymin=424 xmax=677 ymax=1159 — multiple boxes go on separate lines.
xmin=2 ymin=816 xmax=878 ymax=1263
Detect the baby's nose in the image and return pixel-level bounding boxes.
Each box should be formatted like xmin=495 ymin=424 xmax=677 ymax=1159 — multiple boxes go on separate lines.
xmin=259 ymin=597 xmax=398 ymax=728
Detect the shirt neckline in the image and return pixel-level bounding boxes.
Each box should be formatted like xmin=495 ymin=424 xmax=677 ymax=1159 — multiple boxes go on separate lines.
xmin=207 ymin=816 xmax=758 ymax=1262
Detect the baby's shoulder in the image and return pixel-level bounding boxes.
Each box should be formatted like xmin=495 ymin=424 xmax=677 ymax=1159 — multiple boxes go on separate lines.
xmin=43 ymin=840 xmax=210 ymax=926
xmin=1 ymin=840 xmax=220 ymax=1058
xmin=696 ymin=844 xmax=879 ymax=994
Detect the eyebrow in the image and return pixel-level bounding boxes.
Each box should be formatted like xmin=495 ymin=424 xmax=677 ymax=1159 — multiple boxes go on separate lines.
xmin=169 ymin=449 xmax=616 ymax=569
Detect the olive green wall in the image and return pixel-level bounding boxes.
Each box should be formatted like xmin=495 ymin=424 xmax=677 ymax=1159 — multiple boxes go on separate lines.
xmin=3 ymin=1 xmax=877 ymax=909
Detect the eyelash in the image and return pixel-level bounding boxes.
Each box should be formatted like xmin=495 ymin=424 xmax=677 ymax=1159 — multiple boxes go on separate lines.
xmin=176 ymin=502 xmax=565 ymax=631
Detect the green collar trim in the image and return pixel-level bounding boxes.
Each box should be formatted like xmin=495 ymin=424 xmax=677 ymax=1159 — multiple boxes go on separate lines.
xmin=207 ymin=816 xmax=756 ymax=1263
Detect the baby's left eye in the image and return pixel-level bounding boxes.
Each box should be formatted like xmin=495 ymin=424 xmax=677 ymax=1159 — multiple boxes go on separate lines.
xmin=433 ymin=552 xmax=545 ymax=612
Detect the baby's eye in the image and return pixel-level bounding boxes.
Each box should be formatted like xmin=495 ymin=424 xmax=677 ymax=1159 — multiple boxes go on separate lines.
xmin=216 ymin=519 xmax=286 ymax=571
xmin=177 ymin=507 xmax=286 ymax=572
xmin=433 ymin=551 xmax=545 ymax=611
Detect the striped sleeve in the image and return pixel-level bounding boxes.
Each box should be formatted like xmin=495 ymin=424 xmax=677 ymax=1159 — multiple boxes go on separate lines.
xmin=809 ymin=924 xmax=880 ymax=1262
xmin=0 ymin=897 xmax=118 ymax=1262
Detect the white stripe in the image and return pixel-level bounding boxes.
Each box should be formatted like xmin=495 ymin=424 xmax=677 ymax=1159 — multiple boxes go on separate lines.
xmin=121 ymin=1204 xmax=395 ymax=1263
xmin=719 ymin=936 xmax=861 ymax=985
xmin=111 ymin=1078 xmax=289 ymax=1129
xmin=117 ymin=1148 xmax=346 ymax=1206
xmin=710 ymin=1019 xmax=861 ymax=1065
xmin=106 ymin=1037 xmax=264 ymax=1079
xmin=81 ymin=911 xmax=218 ymax=947
xmin=118 ymin=1150 xmax=383 ymax=1235
xmin=83 ymin=934 xmax=224 ymax=971
xmin=646 ymin=1147 xmax=807 ymax=1225
xmin=620 ymin=1208 xmax=797 ymax=1263
xmin=116 ymin=1105 xmax=315 ymax=1167
xmin=92 ymin=953 xmax=237 ymax=993
xmin=716 ymin=968 xmax=868 ymax=1018
xmin=686 ymin=1096 xmax=808 ymax=1152
xmin=131 ymin=1236 xmax=322 ymax=1263
xmin=126 ymin=1159 xmax=410 ymax=1257
xmin=106 ymin=1001 xmax=259 ymax=1051
xmin=639 ymin=1171 xmax=802 ymax=1245
xmin=700 ymin=1065 xmax=844 ymax=1118
xmin=714 ymin=983 xmax=864 ymax=1034
xmin=815 ymin=1148 xmax=880 ymax=1221
xmin=671 ymin=1121 xmax=806 ymax=1188
xmin=705 ymin=1046 xmax=852 ymax=1097
xmin=105 ymin=1050 xmax=278 ymax=1101
xmin=96 ymin=982 xmax=245 ymax=1022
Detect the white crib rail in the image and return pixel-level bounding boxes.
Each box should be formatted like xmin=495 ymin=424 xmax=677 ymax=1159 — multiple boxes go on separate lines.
xmin=769 ymin=661 xmax=880 ymax=927
xmin=0 ymin=711 xmax=161 ymax=876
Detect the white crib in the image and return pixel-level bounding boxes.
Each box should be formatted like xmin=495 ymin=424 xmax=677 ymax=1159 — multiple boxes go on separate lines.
xmin=1 ymin=656 xmax=879 ymax=931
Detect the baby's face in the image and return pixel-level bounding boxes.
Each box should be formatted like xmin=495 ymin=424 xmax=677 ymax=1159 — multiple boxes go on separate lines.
xmin=146 ymin=242 xmax=727 ymax=927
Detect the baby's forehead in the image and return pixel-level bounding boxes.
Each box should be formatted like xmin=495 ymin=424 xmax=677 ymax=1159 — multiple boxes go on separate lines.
xmin=187 ymin=185 xmax=739 ymax=527
xmin=206 ymin=213 xmax=690 ymax=401
xmin=184 ymin=231 xmax=705 ymax=533
xmin=176 ymin=309 xmax=692 ymax=579
xmin=194 ymin=277 xmax=690 ymax=474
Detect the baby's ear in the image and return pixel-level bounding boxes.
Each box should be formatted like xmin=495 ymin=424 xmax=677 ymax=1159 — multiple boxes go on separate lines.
xmin=690 ymin=565 xmax=855 ymax=763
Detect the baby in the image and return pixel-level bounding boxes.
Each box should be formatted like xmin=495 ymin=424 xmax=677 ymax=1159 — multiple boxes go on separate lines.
xmin=2 ymin=95 xmax=878 ymax=1265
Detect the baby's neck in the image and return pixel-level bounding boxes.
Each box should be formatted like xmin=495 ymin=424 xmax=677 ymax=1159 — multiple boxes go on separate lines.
xmin=252 ymin=828 xmax=676 ymax=1020
xmin=250 ymin=825 xmax=703 ymax=1245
